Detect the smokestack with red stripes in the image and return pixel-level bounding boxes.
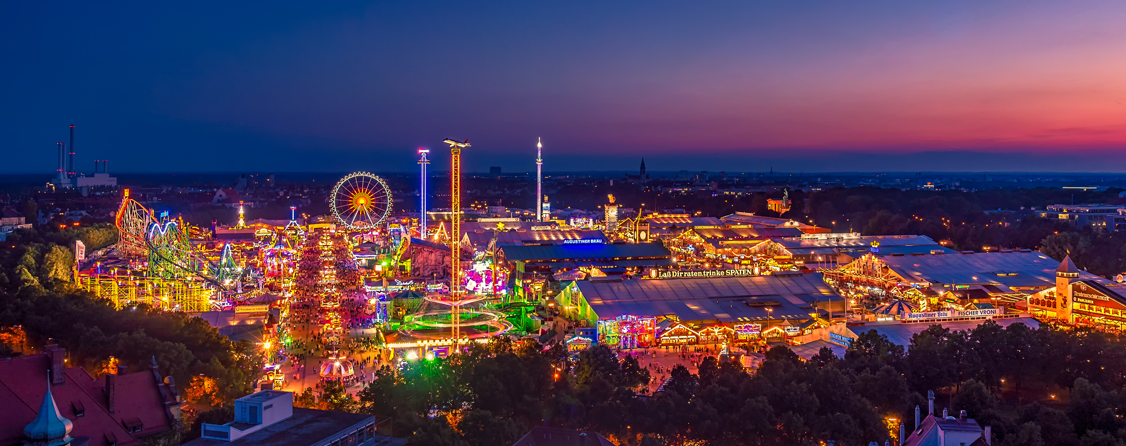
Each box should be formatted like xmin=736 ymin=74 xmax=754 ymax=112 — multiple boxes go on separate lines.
xmin=57 ymin=142 xmax=66 ymax=183
xmin=68 ymin=125 xmax=75 ymax=178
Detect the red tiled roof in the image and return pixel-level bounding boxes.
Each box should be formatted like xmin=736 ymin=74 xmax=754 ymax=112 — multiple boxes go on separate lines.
xmin=0 ymin=353 xmax=177 ymax=446
xmin=216 ymin=189 xmax=242 ymax=203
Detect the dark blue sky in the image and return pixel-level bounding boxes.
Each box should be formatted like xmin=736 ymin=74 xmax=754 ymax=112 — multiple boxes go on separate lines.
xmin=3 ymin=1 xmax=1126 ymax=174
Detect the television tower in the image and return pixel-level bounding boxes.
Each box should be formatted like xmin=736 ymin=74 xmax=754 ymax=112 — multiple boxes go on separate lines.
xmin=536 ymin=137 xmax=543 ymax=221
xmin=418 ymin=148 xmax=430 ymax=238
xmin=443 ymin=138 xmax=470 ymax=341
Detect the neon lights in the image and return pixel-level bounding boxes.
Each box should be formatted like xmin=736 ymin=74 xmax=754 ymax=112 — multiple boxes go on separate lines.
xmin=652 ymin=269 xmax=756 ymax=279
xmin=562 ymin=238 xmax=605 ymax=245
xmin=597 ymin=315 xmax=656 ymax=349
xmin=418 ymin=148 xmax=430 ymax=236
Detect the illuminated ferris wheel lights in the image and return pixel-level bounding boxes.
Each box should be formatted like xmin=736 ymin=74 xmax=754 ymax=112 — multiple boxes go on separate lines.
xmin=331 ymin=172 xmax=392 ymax=231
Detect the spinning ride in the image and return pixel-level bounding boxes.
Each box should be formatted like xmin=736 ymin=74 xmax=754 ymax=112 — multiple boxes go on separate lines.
xmin=397 ymin=139 xmax=512 ymax=345
xmin=331 ymin=172 xmax=392 ymax=231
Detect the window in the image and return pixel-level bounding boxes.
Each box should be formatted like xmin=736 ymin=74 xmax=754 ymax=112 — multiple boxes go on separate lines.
xmin=202 ymin=429 xmax=229 ymax=440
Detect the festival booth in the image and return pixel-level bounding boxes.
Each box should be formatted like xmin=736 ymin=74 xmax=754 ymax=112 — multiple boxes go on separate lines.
xmin=872 ymin=300 xmax=919 ymax=321
xmin=574 ymin=274 xmax=846 ymax=348
xmin=565 ymin=335 xmax=593 ymax=352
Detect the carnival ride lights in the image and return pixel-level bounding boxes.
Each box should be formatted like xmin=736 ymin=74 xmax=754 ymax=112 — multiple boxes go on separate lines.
xmin=397 ymin=139 xmax=512 ymax=345
xmin=536 ymin=137 xmax=543 ymax=222
xmin=330 ymin=172 xmax=393 ymax=231
xmin=116 ymin=192 xmax=250 ymax=291
xmin=418 ymin=148 xmax=430 ymax=237
xmin=399 ymin=295 xmax=512 ymax=341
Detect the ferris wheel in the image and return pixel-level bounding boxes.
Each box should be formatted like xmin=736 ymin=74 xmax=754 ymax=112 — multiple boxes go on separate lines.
xmin=330 ymin=172 xmax=393 ymax=231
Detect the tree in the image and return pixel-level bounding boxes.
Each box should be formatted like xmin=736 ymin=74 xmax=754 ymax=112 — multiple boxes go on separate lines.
xmin=184 ymin=376 xmax=222 ymax=408
xmin=40 ymin=244 xmax=73 ymax=285
xmin=458 ymin=410 xmax=526 ymax=446
xmin=403 ymin=416 xmax=467 ymax=446
xmin=1001 ymin=322 xmax=1041 ymax=395
xmin=639 ymin=435 xmax=665 ymax=446
xmin=951 ymin=379 xmax=996 ymax=419
xmin=906 ymin=325 xmax=954 ymax=391
xmin=184 ymin=406 xmax=233 ymax=442
xmin=319 ymin=380 xmax=358 ymax=412
xmin=844 ymin=329 xmax=904 ymax=375
xmin=1067 ymin=378 xmax=1122 ymax=437
xmin=997 ymin=422 xmax=1044 ymax=446
xmin=19 ymin=200 xmax=37 ymax=224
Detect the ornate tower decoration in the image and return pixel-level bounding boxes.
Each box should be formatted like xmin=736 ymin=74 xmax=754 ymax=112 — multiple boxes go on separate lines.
xmin=237 ymin=201 xmax=245 ymax=228
xmin=23 ymin=375 xmax=74 ymax=446
xmin=1056 ymin=254 xmax=1079 ymax=323
xmin=605 ymin=194 xmax=619 ymax=233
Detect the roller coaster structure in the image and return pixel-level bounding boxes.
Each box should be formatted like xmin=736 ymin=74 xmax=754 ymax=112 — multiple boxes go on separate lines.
xmin=112 ymin=190 xmax=248 ymax=294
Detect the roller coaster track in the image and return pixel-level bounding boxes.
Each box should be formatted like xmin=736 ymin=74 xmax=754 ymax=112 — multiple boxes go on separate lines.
xmin=116 ymin=194 xmax=248 ymax=292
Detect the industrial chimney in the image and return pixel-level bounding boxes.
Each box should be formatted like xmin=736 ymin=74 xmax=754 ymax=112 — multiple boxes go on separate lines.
xmin=68 ymin=125 xmax=75 ymax=178
xmin=57 ymin=142 xmax=67 ymax=183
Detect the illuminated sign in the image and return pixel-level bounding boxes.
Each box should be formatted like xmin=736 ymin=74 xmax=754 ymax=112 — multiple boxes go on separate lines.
xmin=654 ymin=269 xmax=756 ymax=279
xmin=563 ymin=238 xmax=605 ymax=245
xmin=905 ymin=309 xmax=1002 ymax=320
xmin=957 ymin=308 xmax=1003 ymax=317
xmin=734 ymin=323 xmax=760 ymax=339
xmin=829 ymin=332 xmax=853 ymax=347
xmin=1075 ymin=286 xmax=1111 ymax=302
xmin=905 ymin=311 xmax=951 ymax=320
xmin=784 ymin=326 xmax=800 ymax=335
xmin=236 ymin=304 xmax=270 ymax=314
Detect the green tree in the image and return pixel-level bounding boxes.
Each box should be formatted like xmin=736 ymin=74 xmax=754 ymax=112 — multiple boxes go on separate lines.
xmin=41 ymin=244 xmax=74 ymax=284
xmin=458 ymin=410 xmax=525 ymax=446
xmin=997 ymin=422 xmax=1044 ymax=446
xmin=320 ymin=380 xmax=358 ymax=412
xmin=951 ymin=379 xmax=996 ymax=418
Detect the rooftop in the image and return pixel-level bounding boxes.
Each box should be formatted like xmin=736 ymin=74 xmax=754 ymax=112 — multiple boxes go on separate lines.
xmin=512 ymin=427 xmax=617 ymax=446
xmin=576 ymin=274 xmax=840 ymax=323
xmin=501 ymin=243 xmax=671 ymax=263
xmin=857 ymin=317 xmax=1040 ymax=349
xmin=879 ymin=251 xmax=1101 ymax=288
xmin=185 ymin=408 xmax=396 ymax=446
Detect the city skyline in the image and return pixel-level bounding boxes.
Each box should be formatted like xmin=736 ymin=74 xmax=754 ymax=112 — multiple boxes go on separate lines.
xmin=3 ymin=1 xmax=1126 ymax=173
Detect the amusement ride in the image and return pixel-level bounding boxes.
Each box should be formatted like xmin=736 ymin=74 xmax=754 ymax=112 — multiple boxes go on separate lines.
xmin=330 ymin=171 xmax=393 ymax=231
xmin=397 ymin=139 xmax=511 ymax=346
xmin=76 ymin=137 xmax=522 ymax=388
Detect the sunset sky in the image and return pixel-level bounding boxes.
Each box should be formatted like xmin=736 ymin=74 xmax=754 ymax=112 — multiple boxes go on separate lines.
xmin=3 ymin=1 xmax=1126 ymax=173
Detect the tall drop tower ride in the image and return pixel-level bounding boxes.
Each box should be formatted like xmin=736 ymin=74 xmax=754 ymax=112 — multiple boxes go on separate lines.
xmin=536 ymin=138 xmax=543 ymax=221
xmin=443 ymin=138 xmax=470 ymax=341
xmin=418 ymin=148 xmax=430 ymax=237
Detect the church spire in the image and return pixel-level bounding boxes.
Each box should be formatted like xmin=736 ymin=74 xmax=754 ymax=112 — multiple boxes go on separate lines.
xmin=23 ymin=374 xmax=73 ymax=446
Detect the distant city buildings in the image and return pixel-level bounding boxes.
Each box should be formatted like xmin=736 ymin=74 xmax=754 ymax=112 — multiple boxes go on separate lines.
xmin=1038 ymin=204 xmax=1126 ymax=231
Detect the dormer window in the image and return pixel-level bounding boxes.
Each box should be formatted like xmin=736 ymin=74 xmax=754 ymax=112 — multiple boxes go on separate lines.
xmin=123 ymin=418 xmax=144 ymax=433
xmin=72 ymin=401 xmax=85 ymax=418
